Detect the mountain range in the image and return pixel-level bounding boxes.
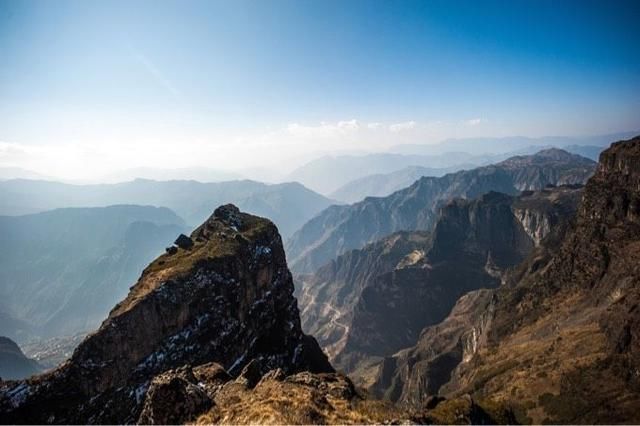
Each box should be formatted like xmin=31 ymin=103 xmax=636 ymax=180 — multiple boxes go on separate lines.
xmin=0 ymin=179 xmax=333 ymax=238
xmin=286 ymin=148 xmax=596 ymax=273
xmin=363 ymin=136 xmax=640 ymax=423
xmin=1 ymin=137 xmax=639 ymax=424
xmin=298 ymin=185 xmax=583 ymax=378
xmin=0 ymin=205 xmax=187 ymax=341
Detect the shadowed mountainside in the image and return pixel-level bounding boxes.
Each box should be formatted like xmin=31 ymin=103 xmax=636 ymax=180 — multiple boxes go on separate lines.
xmin=298 ymin=185 xmax=583 ymax=380
xmin=287 ymin=149 xmax=595 ymax=274
xmin=366 ymin=136 xmax=640 ymax=424
xmin=0 ymin=337 xmax=42 ymax=381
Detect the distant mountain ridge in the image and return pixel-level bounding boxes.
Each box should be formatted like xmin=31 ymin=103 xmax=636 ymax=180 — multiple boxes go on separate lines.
xmin=0 ymin=178 xmax=333 ymax=238
xmin=388 ymin=131 xmax=638 ymax=156
xmin=0 ymin=205 xmax=187 ymax=341
xmin=298 ymin=185 xmax=583 ymax=378
xmin=0 ymin=337 xmax=42 ymax=381
xmin=286 ymin=152 xmax=494 ymax=195
xmin=286 ymin=149 xmax=596 ymax=273
xmin=329 ymin=165 xmax=467 ymax=203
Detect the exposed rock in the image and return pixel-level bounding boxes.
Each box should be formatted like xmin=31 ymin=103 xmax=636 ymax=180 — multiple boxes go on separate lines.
xmin=138 ymin=366 xmax=213 ymax=425
xmin=0 ymin=205 xmax=332 ymax=424
xmin=287 ymin=149 xmax=596 ymax=274
xmin=298 ymin=186 xmax=583 ymax=379
xmin=366 ymin=136 xmax=640 ymax=424
xmin=174 ymin=233 xmax=194 ymax=250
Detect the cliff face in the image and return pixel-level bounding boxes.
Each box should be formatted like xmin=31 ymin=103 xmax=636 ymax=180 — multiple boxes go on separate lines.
xmin=368 ymin=136 xmax=640 ymax=424
xmin=287 ymin=149 xmax=595 ymax=274
xmin=299 ymin=186 xmax=583 ymax=381
xmin=0 ymin=205 xmax=332 ymax=424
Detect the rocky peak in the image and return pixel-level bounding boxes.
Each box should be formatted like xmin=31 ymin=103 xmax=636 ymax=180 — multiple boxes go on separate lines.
xmin=212 ymin=203 xmax=244 ymax=229
xmin=498 ymin=148 xmax=592 ymax=168
xmin=597 ymin=136 xmax=640 ymax=180
xmin=0 ymin=205 xmax=332 ymax=424
xmin=366 ymin=136 xmax=640 ymax=423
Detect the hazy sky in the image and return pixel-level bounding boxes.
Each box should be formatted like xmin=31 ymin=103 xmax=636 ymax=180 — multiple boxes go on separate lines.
xmin=1 ymin=0 xmax=639 ymax=179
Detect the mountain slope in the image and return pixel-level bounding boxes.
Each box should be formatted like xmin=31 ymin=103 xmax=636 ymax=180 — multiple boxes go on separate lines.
xmin=0 ymin=205 xmax=334 ymax=424
xmin=286 ymin=152 xmax=491 ymax=195
xmin=0 ymin=179 xmax=332 ymax=238
xmin=287 ymin=149 xmax=596 ymax=273
xmin=367 ymin=136 xmax=640 ymax=423
xmin=0 ymin=337 xmax=42 ymax=381
xmin=0 ymin=205 xmax=187 ymax=340
xmin=298 ymin=186 xmax=583 ymax=378
xmin=329 ymin=165 xmax=467 ymax=203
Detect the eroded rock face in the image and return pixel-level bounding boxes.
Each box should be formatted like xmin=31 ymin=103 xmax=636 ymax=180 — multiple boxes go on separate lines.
xmin=299 ymin=186 xmax=583 ymax=380
xmin=0 ymin=204 xmax=332 ymax=424
xmin=367 ymin=136 xmax=640 ymax=424
xmin=287 ymin=149 xmax=596 ymax=274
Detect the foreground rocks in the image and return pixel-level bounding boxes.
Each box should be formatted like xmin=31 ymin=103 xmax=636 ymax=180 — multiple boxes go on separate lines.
xmin=0 ymin=205 xmax=332 ymax=424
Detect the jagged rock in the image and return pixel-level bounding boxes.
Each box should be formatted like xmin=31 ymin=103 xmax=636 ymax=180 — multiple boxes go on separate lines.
xmin=299 ymin=185 xmax=583 ymax=377
xmin=235 ymin=359 xmax=263 ymax=389
xmin=0 ymin=205 xmax=332 ymax=424
xmin=366 ymin=136 xmax=640 ymax=423
xmin=165 ymin=246 xmax=178 ymax=255
xmin=174 ymin=233 xmax=194 ymax=250
xmin=287 ymin=149 xmax=596 ymax=273
xmin=138 ymin=366 xmax=212 ymax=425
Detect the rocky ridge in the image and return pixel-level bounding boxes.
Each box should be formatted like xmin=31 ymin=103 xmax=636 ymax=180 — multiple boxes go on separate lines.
xmin=287 ymin=149 xmax=595 ymax=274
xmin=367 ymin=136 xmax=640 ymax=423
xmin=0 ymin=205 xmax=332 ymax=424
xmin=299 ymin=185 xmax=583 ymax=380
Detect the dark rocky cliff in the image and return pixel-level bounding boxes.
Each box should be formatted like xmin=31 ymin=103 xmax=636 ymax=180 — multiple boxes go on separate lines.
xmin=299 ymin=185 xmax=583 ymax=381
xmin=367 ymin=136 xmax=640 ymax=424
xmin=0 ymin=205 xmax=332 ymax=424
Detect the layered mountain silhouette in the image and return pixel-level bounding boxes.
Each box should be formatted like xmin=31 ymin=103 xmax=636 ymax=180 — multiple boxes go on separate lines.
xmin=286 ymin=152 xmax=483 ymax=195
xmin=287 ymin=149 xmax=596 ymax=273
xmin=0 ymin=337 xmax=42 ymax=381
xmin=0 ymin=205 xmax=187 ymax=341
xmin=298 ymin=185 xmax=583 ymax=378
xmin=0 ymin=179 xmax=332 ymax=238
xmin=364 ymin=136 xmax=640 ymax=423
xmin=330 ymin=165 xmax=463 ymax=203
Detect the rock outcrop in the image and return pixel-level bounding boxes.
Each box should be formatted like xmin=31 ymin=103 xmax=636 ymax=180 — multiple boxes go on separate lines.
xmin=287 ymin=149 xmax=595 ymax=273
xmin=0 ymin=204 xmax=332 ymax=424
xmin=367 ymin=136 xmax=640 ymax=424
xmin=299 ymin=185 xmax=583 ymax=379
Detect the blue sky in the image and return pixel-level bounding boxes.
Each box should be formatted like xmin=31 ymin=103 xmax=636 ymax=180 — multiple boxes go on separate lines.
xmin=1 ymin=0 xmax=639 ymax=178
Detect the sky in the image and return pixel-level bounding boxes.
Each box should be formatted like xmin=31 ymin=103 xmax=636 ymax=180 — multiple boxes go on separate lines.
xmin=1 ymin=0 xmax=639 ymax=180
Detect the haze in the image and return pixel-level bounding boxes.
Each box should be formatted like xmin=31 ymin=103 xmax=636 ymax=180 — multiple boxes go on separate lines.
xmin=1 ymin=0 xmax=639 ymax=181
